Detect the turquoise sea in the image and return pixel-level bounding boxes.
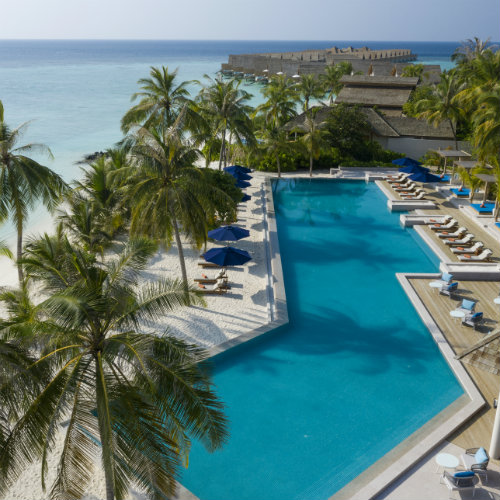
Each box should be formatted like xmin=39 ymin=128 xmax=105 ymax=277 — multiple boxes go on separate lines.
xmin=0 ymin=40 xmax=457 ymax=240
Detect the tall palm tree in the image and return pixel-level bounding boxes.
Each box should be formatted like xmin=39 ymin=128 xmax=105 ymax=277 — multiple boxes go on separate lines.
xmin=296 ymin=74 xmax=325 ymax=113
xmin=125 ymin=109 xmax=236 ymax=287
xmin=452 ymin=37 xmax=496 ymax=66
xmin=254 ymin=75 xmax=298 ymax=127
xmin=415 ymin=72 xmax=464 ymax=148
xmin=0 ymin=100 xmax=67 ymax=282
xmin=472 ymin=83 xmax=500 ymax=163
xmin=257 ymin=124 xmax=292 ymax=178
xmin=0 ymin=234 xmax=228 ymax=500
xmin=300 ymin=109 xmax=327 ymax=177
xmin=320 ymin=62 xmax=353 ymax=105
xmin=196 ymin=76 xmax=254 ymax=169
xmin=121 ymin=66 xmax=192 ymax=133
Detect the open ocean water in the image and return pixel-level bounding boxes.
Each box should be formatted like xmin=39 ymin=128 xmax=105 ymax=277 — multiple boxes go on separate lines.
xmin=0 ymin=40 xmax=459 ymax=241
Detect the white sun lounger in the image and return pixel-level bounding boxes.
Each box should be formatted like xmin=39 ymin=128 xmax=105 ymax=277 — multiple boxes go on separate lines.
xmin=444 ymin=234 xmax=475 ymax=246
xmin=401 ymin=191 xmax=427 ymax=200
xmin=425 ymin=215 xmax=452 ymax=225
xmin=438 ymin=227 xmax=467 ymax=238
xmin=458 ymin=249 xmax=493 ymax=261
xmin=394 ymin=183 xmax=417 ymax=192
xmin=451 ymin=242 xmax=484 ymax=254
xmin=430 ymin=219 xmax=458 ymax=231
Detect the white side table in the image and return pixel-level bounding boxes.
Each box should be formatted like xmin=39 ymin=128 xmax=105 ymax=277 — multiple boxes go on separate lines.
xmin=435 ymin=452 xmax=459 ymax=473
xmin=493 ymin=297 xmax=500 ymax=305
xmin=450 ymin=310 xmax=465 ymax=322
xmin=429 ymin=281 xmax=444 ymax=292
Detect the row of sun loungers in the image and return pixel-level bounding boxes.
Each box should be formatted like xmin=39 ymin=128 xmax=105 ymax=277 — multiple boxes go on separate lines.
xmin=426 ymin=217 xmax=493 ymax=261
xmin=386 ymin=176 xmax=429 ymax=201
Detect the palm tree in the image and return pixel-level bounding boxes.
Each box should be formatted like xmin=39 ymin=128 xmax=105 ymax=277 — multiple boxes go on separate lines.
xmin=457 ymin=166 xmax=489 ymax=203
xmin=257 ymin=124 xmax=292 ymax=178
xmin=125 ymin=109 xmax=236 ymax=287
xmin=452 ymin=37 xmax=496 ymax=66
xmin=121 ymin=66 xmax=191 ymax=133
xmin=254 ymin=75 xmax=298 ymax=127
xmin=296 ymin=74 xmax=324 ymax=113
xmin=196 ymin=76 xmax=254 ymax=169
xmin=0 ymin=234 xmax=228 ymax=500
xmin=472 ymin=84 xmax=500 ymax=164
xmin=0 ymin=100 xmax=67 ymax=282
xmin=300 ymin=109 xmax=327 ymax=177
xmin=415 ymin=72 xmax=464 ymax=148
xmin=320 ymin=62 xmax=353 ymax=105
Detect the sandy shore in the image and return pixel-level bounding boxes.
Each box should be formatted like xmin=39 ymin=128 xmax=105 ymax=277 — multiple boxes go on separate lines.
xmin=2 ymin=171 xmax=271 ymax=500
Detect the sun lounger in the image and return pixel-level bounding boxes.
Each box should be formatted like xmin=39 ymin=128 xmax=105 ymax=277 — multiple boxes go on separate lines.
xmin=437 ymin=227 xmax=467 ymax=238
xmin=440 ymin=281 xmax=458 ymax=298
xmin=451 ymin=242 xmax=484 ymax=254
xmin=197 ymin=279 xmax=229 ymax=295
xmin=461 ymin=447 xmax=490 ymax=483
xmin=444 ymin=234 xmax=474 ymax=246
xmin=430 ymin=219 xmax=457 ymax=231
xmin=386 ymin=174 xmax=406 ymax=183
xmin=456 ymin=299 xmax=476 ymax=315
xmin=394 ymin=183 xmax=417 ymax=192
xmin=471 ymin=203 xmax=494 ymax=214
xmin=425 ymin=215 xmax=452 ymax=225
xmin=194 ymin=269 xmax=228 ymax=284
xmin=198 ymin=261 xmax=221 ymax=268
xmin=401 ymin=192 xmax=426 ymax=200
xmin=458 ymin=249 xmax=493 ymax=261
xmin=451 ymin=187 xmax=471 ymax=197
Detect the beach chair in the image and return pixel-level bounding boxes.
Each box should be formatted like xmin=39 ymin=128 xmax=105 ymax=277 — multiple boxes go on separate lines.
xmin=394 ymin=183 xmax=417 ymax=193
xmin=386 ymin=173 xmax=406 ymax=183
xmin=439 ymin=281 xmax=458 ymax=298
xmin=456 ymin=299 xmax=476 ymax=315
xmin=197 ymin=261 xmax=221 ymax=268
xmin=430 ymin=219 xmax=457 ymax=231
xmin=444 ymin=234 xmax=474 ymax=246
xmin=401 ymin=191 xmax=427 ymax=200
xmin=463 ymin=312 xmax=484 ymax=330
xmin=437 ymin=227 xmax=467 ymax=239
xmin=440 ymin=272 xmax=454 ymax=284
xmin=451 ymin=242 xmax=484 ymax=255
xmin=458 ymin=249 xmax=493 ymax=261
xmin=194 ymin=268 xmax=228 ymax=284
xmin=460 ymin=447 xmax=489 ymax=483
xmin=400 ymin=189 xmax=425 ymax=198
xmin=197 ymin=279 xmax=229 ymax=295
xmin=425 ymin=215 xmax=452 ymax=226
xmin=440 ymin=470 xmax=479 ymax=497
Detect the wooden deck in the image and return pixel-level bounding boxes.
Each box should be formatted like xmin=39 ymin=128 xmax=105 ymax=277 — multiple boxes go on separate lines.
xmin=409 ymin=278 xmax=500 ymax=456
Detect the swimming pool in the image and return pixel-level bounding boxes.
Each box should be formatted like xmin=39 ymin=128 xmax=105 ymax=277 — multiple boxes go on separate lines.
xmin=181 ymin=179 xmax=463 ymax=500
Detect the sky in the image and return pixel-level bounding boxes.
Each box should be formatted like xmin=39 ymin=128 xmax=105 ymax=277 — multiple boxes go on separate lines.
xmin=2 ymin=0 xmax=499 ymax=41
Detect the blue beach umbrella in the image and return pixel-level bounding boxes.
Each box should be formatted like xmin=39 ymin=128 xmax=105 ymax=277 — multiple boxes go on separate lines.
xmin=203 ymin=246 xmax=252 ymax=266
xmin=224 ymin=165 xmax=252 ymax=174
xmin=229 ymin=171 xmax=252 ymax=181
xmin=398 ymin=164 xmax=429 ymax=175
xmin=408 ymin=171 xmax=441 ymax=183
xmin=236 ymin=179 xmax=251 ymax=189
xmin=208 ymin=225 xmax=250 ymax=242
xmin=392 ymin=157 xmax=422 ymax=168
xmin=240 ymin=194 xmax=251 ymax=202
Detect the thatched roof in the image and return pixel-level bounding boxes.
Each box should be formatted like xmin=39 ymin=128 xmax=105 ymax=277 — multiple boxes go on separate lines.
xmin=282 ymin=107 xmax=332 ymax=132
xmin=335 ymin=87 xmax=413 ymax=108
xmin=384 ymin=116 xmax=454 ymax=139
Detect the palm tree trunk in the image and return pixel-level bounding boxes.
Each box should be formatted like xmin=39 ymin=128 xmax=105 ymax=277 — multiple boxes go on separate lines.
xmin=276 ymin=153 xmax=281 ymax=178
xmin=225 ymin=131 xmax=232 ymax=168
xmin=309 ymin=152 xmax=313 ymax=177
xmin=218 ymin=130 xmax=226 ymax=171
xmin=449 ymin=119 xmax=458 ymax=149
xmin=172 ymin=215 xmax=188 ymax=289
xmin=16 ymin=222 xmax=23 ymax=283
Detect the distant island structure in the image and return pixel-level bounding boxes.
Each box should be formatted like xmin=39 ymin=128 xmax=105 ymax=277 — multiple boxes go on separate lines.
xmin=221 ymin=45 xmax=421 ymax=78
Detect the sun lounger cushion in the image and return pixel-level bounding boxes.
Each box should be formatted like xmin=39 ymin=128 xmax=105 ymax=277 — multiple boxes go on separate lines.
xmin=454 ymin=471 xmax=475 ymax=478
xmin=475 ymin=447 xmax=488 ymax=464
xmin=198 ymin=283 xmax=205 ymax=289
xmin=462 ymin=299 xmax=475 ymax=311
xmin=442 ymin=272 xmax=453 ymax=283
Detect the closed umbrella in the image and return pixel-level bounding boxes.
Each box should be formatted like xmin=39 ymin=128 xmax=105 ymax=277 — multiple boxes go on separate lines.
xmin=208 ymin=225 xmax=250 ymax=242
xmin=203 ymin=247 xmax=252 ymax=267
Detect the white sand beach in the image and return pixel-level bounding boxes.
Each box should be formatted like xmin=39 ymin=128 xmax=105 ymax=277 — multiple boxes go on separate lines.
xmin=2 ymin=171 xmax=271 ymax=500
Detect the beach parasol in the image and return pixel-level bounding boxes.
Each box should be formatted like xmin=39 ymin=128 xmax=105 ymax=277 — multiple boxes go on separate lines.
xmin=224 ymin=165 xmax=252 ymax=174
xmin=208 ymin=225 xmax=250 ymax=242
xmin=407 ymin=171 xmax=441 ymax=183
xmin=392 ymin=157 xmax=421 ymax=168
xmin=236 ymin=179 xmax=251 ymax=189
xmin=240 ymin=194 xmax=251 ymax=202
xmin=228 ymin=170 xmax=252 ymax=181
xmin=203 ymin=247 xmax=252 ymax=267
xmin=398 ymin=164 xmax=429 ymax=175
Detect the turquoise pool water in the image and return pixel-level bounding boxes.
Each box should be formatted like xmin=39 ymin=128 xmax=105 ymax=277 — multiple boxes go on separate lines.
xmin=181 ymin=179 xmax=463 ymax=500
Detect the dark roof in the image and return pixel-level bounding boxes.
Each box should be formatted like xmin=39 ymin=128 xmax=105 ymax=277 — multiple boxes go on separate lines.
xmin=359 ymin=108 xmax=399 ymax=137
xmin=282 ymin=107 xmax=332 ymax=132
xmin=335 ymin=87 xmax=413 ymax=108
xmin=384 ymin=116 xmax=454 ymax=139
xmin=339 ymin=75 xmax=419 ymax=87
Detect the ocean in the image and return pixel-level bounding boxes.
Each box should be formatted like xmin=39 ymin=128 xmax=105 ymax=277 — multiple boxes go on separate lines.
xmin=0 ymin=40 xmax=459 ymax=241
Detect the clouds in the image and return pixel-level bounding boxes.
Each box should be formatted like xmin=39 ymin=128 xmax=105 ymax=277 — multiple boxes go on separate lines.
xmin=2 ymin=0 xmax=499 ymax=40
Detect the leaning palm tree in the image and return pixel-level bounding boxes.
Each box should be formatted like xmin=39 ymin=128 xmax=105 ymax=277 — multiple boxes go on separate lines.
xmin=121 ymin=66 xmax=192 ymax=133
xmin=415 ymin=72 xmax=464 ymax=149
xmin=0 ymin=100 xmax=67 ymax=282
xmin=0 ymin=234 xmax=228 ymax=500
xmin=125 ymin=108 xmax=236 ymax=287
xmin=196 ymin=76 xmax=254 ymax=169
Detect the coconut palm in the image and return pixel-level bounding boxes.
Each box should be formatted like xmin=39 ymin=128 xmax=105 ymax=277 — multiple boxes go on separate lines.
xmin=0 ymin=234 xmax=228 ymax=500
xmin=121 ymin=66 xmax=192 ymax=133
xmin=125 ymin=108 xmax=236 ymax=287
xmin=296 ymin=74 xmax=325 ymax=113
xmin=472 ymin=84 xmax=500 ymax=163
xmin=257 ymin=124 xmax=292 ymax=178
xmin=457 ymin=166 xmax=489 ymax=203
xmin=452 ymin=37 xmax=496 ymax=66
xmin=196 ymin=76 xmax=254 ymax=169
xmin=254 ymin=75 xmax=298 ymax=127
xmin=320 ymin=62 xmax=353 ymax=105
xmin=300 ymin=109 xmax=327 ymax=177
xmin=0 ymin=100 xmax=67 ymax=282
xmin=415 ymin=72 xmax=464 ymax=148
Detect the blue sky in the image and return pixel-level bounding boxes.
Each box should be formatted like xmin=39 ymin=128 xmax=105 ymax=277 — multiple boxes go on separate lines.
xmin=3 ymin=0 xmax=499 ymax=40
